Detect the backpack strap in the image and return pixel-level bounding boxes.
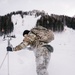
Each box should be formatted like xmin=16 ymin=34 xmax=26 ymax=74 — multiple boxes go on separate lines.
xmin=30 ymin=30 xmax=41 ymax=39
xmin=31 ymin=31 xmax=48 ymax=43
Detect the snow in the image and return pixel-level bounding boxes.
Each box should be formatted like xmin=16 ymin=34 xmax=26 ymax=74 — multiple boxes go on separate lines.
xmin=0 ymin=14 xmax=75 ymax=75
xmin=49 ymin=28 xmax=75 ymax=75
xmin=0 ymin=14 xmax=40 ymax=75
xmin=0 ymin=0 xmax=75 ymax=75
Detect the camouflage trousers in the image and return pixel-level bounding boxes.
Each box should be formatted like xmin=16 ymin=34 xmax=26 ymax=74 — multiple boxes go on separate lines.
xmin=34 ymin=46 xmax=51 ymax=75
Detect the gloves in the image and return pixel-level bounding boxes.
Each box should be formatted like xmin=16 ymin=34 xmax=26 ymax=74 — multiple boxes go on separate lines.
xmin=7 ymin=46 xmax=12 ymax=51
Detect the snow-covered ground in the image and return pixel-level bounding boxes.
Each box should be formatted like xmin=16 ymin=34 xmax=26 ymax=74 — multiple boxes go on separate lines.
xmin=0 ymin=14 xmax=75 ymax=75
xmin=0 ymin=0 xmax=75 ymax=75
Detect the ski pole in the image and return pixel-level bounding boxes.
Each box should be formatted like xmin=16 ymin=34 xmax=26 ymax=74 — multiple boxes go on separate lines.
xmin=0 ymin=52 xmax=8 ymax=69
xmin=7 ymin=51 xmax=9 ymax=75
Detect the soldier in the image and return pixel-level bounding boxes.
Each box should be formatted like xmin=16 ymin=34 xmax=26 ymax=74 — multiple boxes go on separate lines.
xmin=7 ymin=26 xmax=54 ymax=75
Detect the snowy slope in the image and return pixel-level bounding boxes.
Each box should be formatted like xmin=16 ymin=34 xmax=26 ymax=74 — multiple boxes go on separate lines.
xmin=0 ymin=14 xmax=75 ymax=75
xmin=49 ymin=27 xmax=75 ymax=75
xmin=0 ymin=0 xmax=75 ymax=75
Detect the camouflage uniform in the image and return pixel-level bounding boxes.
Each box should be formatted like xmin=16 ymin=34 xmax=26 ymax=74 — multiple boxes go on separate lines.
xmin=13 ymin=26 xmax=54 ymax=75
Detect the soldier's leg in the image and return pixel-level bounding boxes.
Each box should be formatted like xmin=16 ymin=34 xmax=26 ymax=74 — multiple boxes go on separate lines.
xmin=36 ymin=47 xmax=51 ymax=75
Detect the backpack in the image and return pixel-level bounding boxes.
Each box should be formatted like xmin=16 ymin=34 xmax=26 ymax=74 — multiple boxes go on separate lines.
xmin=31 ymin=26 xmax=54 ymax=43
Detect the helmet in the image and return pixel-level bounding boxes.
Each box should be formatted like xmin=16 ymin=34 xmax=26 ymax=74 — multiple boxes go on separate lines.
xmin=23 ymin=30 xmax=30 ymax=36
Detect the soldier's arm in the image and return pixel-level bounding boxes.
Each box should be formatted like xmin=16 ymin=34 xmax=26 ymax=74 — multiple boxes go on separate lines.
xmin=13 ymin=35 xmax=30 ymax=51
xmin=13 ymin=33 xmax=36 ymax=51
xmin=13 ymin=41 xmax=29 ymax=51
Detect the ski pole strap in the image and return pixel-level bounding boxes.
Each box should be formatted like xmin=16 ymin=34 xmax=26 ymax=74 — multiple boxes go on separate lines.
xmin=43 ymin=45 xmax=54 ymax=52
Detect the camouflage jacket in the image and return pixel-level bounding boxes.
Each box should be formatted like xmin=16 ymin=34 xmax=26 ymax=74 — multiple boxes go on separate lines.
xmin=13 ymin=27 xmax=54 ymax=51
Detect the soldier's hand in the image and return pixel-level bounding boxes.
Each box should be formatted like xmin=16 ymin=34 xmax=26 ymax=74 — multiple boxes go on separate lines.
xmin=7 ymin=46 xmax=12 ymax=52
